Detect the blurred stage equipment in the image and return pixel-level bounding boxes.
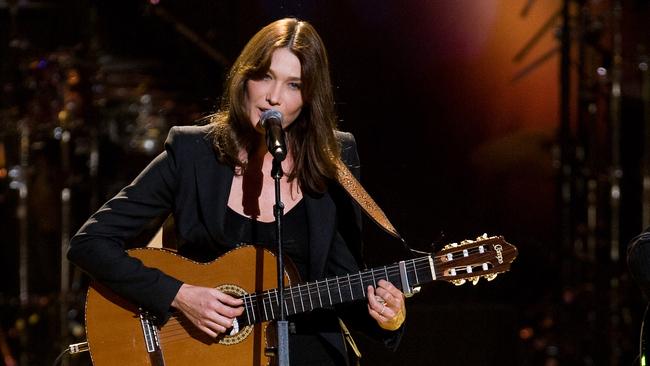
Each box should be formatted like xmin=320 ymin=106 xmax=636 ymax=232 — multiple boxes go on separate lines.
xmin=511 ymin=0 xmax=650 ymax=364
xmin=1 ymin=1 xmax=232 ymax=363
xmin=93 ymin=56 xmax=174 ymax=156
xmin=1 ymin=53 xmax=180 ymax=365
xmin=642 ymin=52 xmax=650 ymax=228
xmin=2 ymin=46 xmax=96 ymax=365
xmin=147 ymin=3 xmax=230 ymax=68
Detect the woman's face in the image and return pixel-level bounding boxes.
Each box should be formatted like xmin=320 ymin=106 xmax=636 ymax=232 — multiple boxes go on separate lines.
xmin=245 ymin=48 xmax=304 ymax=132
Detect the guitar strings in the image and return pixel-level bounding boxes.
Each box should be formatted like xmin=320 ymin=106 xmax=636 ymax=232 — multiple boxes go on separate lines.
xmin=231 ymin=258 xmax=432 ymax=324
xmin=243 ymin=249 xmax=499 ymax=315
xmin=231 ymin=257 xmax=437 ymax=316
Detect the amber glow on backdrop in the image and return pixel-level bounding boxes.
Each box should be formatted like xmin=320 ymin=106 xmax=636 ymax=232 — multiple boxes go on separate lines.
xmin=424 ymin=0 xmax=561 ymax=137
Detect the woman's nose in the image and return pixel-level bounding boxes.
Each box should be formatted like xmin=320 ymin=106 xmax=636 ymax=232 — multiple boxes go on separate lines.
xmin=266 ymin=83 xmax=281 ymax=106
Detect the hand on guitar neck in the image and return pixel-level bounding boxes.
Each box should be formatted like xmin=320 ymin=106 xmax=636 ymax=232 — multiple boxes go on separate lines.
xmin=368 ymin=280 xmax=406 ymax=331
xmin=171 ymin=284 xmax=244 ymax=338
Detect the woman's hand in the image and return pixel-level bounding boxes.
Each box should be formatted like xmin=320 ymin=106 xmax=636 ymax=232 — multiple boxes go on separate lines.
xmin=171 ymin=284 xmax=244 ymax=338
xmin=367 ymin=280 xmax=406 ymax=331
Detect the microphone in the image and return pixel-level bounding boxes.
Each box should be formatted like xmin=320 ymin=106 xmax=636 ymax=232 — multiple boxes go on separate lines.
xmin=259 ymin=109 xmax=287 ymax=161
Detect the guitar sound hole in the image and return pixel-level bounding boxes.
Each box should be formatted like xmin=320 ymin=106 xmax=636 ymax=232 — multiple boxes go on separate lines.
xmin=215 ymin=284 xmax=254 ymax=345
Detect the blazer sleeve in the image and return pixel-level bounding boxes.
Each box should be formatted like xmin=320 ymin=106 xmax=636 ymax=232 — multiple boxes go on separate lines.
xmin=67 ymin=127 xmax=187 ymax=324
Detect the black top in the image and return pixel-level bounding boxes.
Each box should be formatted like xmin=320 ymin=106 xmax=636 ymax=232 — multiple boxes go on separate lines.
xmin=223 ymin=199 xmax=310 ymax=280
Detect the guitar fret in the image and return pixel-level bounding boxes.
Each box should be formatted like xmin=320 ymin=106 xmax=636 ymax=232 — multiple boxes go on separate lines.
xmin=243 ymin=295 xmax=252 ymax=325
xmin=269 ymin=292 xmax=275 ymax=319
xmin=336 ymin=277 xmax=343 ymax=303
xmin=307 ymin=284 xmax=314 ymax=310
xmin=384 ymin=266 xmax=389 ymax=283
xmin=316 ymin=281 xmax=323 ymax=307
xmin=347 ymin=274 xmax=353 ymax=300
xmin=248 ymin=295 xmax=260 ymax=323
xmin=298 ymin=285 xmax=305 ymax=312
xmin=262 ymin=296 xmax=269 ymax=321
xmin=371 ymin=268 xmax=377 ymax=288
xmin=289 ymin=287 xmax=297 ymax=314
xmin=429 ymin=255 xmax=437 ymax=280
xmin=413 ymin=260 xmax=420 ymax=285
xmin=360 ymin=272 xmax=365 ymax=297
xmin=325 ymin=278 xmax=333 ymax=305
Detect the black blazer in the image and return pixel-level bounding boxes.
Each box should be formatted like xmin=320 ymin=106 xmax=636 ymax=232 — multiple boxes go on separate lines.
xmin=68 ymin=125 xmax=400 ymax=360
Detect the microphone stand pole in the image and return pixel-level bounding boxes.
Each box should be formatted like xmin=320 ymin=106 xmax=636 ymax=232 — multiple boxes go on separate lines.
xmin=272 ymin=158 xmax=289 ymax=366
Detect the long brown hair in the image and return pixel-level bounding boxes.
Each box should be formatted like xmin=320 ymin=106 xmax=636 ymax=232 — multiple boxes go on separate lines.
xmin=210 ymin=18 xmax=340 ymax=195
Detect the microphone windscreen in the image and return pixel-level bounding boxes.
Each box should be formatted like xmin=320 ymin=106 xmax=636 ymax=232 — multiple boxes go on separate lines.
xmin=260 ymin=109 xmax=283 ymax=127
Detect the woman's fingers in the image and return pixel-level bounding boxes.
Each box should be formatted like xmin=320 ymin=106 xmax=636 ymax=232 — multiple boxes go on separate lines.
xmin=366 ymin=280 xmax=406 ymax=331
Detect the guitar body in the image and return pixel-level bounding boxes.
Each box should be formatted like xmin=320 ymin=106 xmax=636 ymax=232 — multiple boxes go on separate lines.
xmin=85 ymin=246 xmax=293 ymax=366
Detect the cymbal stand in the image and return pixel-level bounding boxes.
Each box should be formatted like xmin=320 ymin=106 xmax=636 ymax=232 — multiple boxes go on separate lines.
xmin=607 ymin=3 xmax=624 ymax=365
xmin=59 ymin=125 xmax=71 ymax=358
xmin=7 ymin=119 xmax=30 ymax=366
xmin=641 ymin=53 xmax=650 ymax=228
xmin=608 ymin=0 xmax=623 ymax=264
xmin=8 ymin=119 xmax=30 ymax=307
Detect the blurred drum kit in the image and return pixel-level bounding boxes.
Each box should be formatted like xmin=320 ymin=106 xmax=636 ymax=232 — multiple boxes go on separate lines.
xmin=0 ymin=21 xmax=181 ymax=366
xmin=0 ymin=0 xmax=230 ymax=363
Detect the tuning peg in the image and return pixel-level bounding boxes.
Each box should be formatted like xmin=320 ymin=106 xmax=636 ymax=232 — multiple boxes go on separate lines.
xmin=470 ymin=276 xmax=480 ymax=285
xmin=484 ymin=273 xmax=498 ymax=281
xmin=443 ymin=242 xmax=459 ymax=250
xmin=476 ymin=233 xmax=489 ymax=241
xmin=451 ymin=279 xmax=466 ymax=286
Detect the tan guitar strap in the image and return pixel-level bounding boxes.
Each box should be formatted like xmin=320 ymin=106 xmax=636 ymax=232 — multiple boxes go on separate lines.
xmin=334 ymin=159 xmax=403 ymax=241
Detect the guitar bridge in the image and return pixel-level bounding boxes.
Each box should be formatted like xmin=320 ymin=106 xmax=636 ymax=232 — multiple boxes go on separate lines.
xmin=139 ymin=309 xmax=166 ymax=365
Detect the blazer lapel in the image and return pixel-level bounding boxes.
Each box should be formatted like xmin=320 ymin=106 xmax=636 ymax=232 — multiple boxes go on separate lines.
xmin=304 ymin=192 xmax=336 ymax=280
xmin=194 ymin=154 xmax=233 ymax=245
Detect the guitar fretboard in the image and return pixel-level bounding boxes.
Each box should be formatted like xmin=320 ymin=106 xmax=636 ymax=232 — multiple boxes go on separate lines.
xmin=237 ymin=255 xmax=436 ymax=327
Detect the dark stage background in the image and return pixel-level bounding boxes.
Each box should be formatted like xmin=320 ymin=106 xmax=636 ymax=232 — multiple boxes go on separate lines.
xmin=1 ymin=1 xmax=649 ymax=365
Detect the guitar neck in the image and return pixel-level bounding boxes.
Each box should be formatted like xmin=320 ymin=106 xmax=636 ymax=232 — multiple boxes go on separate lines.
xmin=235 ymin=235 xmax=517 ymax=327
xmin=237 ymin=255 xmax=436 ymax=326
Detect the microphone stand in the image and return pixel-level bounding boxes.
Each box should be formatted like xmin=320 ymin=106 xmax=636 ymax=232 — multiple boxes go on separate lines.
xmin=271 ymin=157 xmax=289 ymax=366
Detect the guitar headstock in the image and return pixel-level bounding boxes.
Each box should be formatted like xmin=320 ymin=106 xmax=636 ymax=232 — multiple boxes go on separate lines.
xmin=434 ymin=234 xmax=517 ymax=286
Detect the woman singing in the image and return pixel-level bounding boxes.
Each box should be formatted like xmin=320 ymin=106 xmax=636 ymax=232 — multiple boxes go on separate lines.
xmin=68 ymin=18 xmax=405 ymax=365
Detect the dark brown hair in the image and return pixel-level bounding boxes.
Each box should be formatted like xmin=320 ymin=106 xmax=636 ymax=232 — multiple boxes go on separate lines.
xmin=210 ymin=18 xmax=340 ymax=194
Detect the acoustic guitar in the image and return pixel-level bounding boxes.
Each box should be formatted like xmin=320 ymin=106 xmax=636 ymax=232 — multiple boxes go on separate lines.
xmin=84 ymin=235 xmax=517 ymax=365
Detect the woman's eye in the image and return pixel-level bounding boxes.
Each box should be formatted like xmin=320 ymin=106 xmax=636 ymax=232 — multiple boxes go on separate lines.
xmin=288 ymin=82 xmax=302 ymax=90
xmin=263 ymin=74 xmax=272 ymax=80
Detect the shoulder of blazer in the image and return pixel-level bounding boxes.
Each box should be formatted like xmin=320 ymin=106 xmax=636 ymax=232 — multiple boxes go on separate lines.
xmin=334 ymin=130 xmax=356 ymax=149
xmin=334 ymin=130 xmax=359 ymax=168
xmin=164 ymin=124 xmax=216 ymax=158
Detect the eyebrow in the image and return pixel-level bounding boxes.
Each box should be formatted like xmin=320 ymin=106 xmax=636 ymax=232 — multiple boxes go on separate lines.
xmin=267 ymin=68 xmax=301 ymax=82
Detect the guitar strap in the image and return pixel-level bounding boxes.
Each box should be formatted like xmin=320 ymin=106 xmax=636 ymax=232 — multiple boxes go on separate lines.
xmin=338 ymin=318 xmax=362 ymax=366
xmin=334 ymin=159 xmax=403 ymax=241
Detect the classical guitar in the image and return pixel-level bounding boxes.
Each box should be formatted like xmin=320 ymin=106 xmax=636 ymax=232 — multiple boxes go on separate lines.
xmin=84 ymin=235 xmax=517 ymax=365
